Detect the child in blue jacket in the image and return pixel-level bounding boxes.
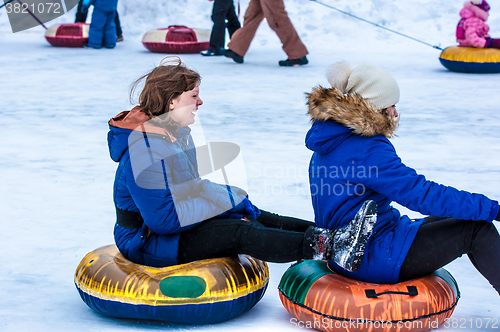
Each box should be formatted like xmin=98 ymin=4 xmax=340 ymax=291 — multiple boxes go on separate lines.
xmin=305 ymin=61 xmax=500 ymax=294
xmin=82 ymin=0 xmax=119 ymax=48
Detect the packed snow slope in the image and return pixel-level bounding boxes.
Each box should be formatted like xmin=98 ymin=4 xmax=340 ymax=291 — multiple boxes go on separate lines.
xmin=1 ymin=0 xmax=500 ymax=331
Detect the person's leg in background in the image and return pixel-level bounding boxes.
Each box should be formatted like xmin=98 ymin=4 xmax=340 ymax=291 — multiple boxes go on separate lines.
xmin=114 ymin=10 xmax=123 ymax=41
xmin=202 ymin=0 xmax=234 ymax=56
xmin=225 ymin=0 xmax=241 ymax=38
xmin=75 ymin=0 xmax=88 ymax=23
xmin=223 ymin=0 xmax=265 ymax=63
xmin=102 ymin=11 xmax=117 ymax=48
xmin=87 ymin=7 xmax=107 ymax=48
xmin=260 ymin=0 xmax=308 ymax=66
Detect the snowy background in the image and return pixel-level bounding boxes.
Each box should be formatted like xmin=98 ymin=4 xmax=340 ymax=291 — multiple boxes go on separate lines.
xmin=1 ymin=0 xmax=500 ymax=331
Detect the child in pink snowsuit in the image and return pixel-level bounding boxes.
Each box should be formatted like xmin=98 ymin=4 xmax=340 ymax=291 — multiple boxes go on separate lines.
xmin=457 ymin=0 xmax=500 ymax=48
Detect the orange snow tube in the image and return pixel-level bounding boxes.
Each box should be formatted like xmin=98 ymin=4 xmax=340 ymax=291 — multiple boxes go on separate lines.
xmin=279 ymin=260 xmax=460 ymax=332
xmin=142 ymin=25 xmax=210 ymax=54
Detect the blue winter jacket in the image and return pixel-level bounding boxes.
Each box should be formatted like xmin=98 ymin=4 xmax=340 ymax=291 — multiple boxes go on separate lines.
xmin=305 ymin=87 xmax=499 ymax=283
xmin=88 ymin=0 xmax=118 ymax=12
xmin=108 ymin=107 xmax=224 ymax=267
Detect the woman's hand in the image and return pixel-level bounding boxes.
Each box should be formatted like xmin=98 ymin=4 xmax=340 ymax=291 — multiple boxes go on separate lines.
xmin=231 ymin=197 xmax=261 ymax=220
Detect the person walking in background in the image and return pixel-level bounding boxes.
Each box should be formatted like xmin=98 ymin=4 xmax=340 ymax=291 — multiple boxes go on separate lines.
xmin=220 ymin=0 xmax=308 ymax=66
xmin=80 ymin=0 xmax=121 ymax=48
xmin=305 ymin=60 xmax=500 ymax=294
xmin=201 ymin=0 xmax=241 ymax=56
xmin=456 ymin=0 xmax=500 ymax=49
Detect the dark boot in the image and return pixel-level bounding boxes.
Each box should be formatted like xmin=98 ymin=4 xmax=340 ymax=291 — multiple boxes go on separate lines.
xmin=278 ymin=56 xmax=308 ymax=67
xmin=304 ymin=200 xmax=377 ymax=272
xmin=220 ymin=48 xmax=244 ymax=63
xmin=201 ymin=47 xmax=222 ymax=56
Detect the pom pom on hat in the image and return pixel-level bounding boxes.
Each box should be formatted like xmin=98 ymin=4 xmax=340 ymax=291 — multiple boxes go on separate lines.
xmin=326 ymin=61 xmax=352 ymax=93
xmin=326 ymin=61 xmax=400 ymax=110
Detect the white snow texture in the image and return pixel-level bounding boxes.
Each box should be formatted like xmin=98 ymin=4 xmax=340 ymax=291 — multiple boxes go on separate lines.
xmin=1 ymin=0 xmax=500 ymax=331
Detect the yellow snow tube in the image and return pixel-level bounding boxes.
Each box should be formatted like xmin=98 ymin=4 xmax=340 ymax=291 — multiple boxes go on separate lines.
xmin=74 ymin=244 xmax=269 ymax=324
xmin=439 ymin=46 xmax=500 ymax=73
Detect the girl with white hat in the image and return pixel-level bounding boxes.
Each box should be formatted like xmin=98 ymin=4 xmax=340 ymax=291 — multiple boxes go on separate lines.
xmin=305 ymin=61 xmax=500 ymax=293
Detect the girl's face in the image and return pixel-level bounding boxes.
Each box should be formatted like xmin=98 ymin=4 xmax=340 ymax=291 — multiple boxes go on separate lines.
xmin=385 ymin=105 xmax=398 ymax=118
xmin=169 ymin=84 xmax=203 ymax=127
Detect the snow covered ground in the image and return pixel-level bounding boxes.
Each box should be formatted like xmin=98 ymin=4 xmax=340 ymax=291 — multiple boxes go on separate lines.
xmin=1 ymin=0 xmax=499 ymax=331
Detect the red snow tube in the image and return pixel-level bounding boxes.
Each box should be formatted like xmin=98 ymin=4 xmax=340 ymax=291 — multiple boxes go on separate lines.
xmin=142 ymin=26 xmax=210 ymax=54
xmin=45 ymin=23 xmax=89 ymax=48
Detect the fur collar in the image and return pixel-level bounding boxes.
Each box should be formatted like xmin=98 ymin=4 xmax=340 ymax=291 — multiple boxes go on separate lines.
xmin=306 ymin=86 xmax=399 ymax=138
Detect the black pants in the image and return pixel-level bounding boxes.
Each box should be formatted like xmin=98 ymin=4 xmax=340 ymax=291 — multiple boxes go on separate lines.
xmin=75 ymin=0 xmax=122 ymax=37
xmin=178 ymin=210 xmax=314 ymax=264
xmin=400 ymin=216 xmax=500 ymax=294
xmin=208 ymin=0 xmax=241 ymax=50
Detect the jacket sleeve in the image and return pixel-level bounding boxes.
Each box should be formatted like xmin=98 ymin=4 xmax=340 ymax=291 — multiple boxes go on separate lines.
xmin=355 ymin=138 xmax=499 ymax=222
xmin=126 ymin=137 xmax=225 ymax=235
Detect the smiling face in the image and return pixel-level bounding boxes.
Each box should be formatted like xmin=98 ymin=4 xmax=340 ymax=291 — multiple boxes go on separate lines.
xmin=168 ymin=84 xmax=203 ymax=127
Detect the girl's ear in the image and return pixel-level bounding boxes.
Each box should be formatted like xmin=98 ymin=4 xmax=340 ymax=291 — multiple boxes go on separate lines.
xmin=169 ymin=98 xmax=177 ymax=111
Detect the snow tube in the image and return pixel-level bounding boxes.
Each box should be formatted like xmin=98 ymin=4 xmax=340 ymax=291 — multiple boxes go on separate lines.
xmin=142 ymin=25 xmax=210 ymax=54
xmin=439 ymin=46 xmax=500 ymax=73
xmin=45 ymin=23 xmax=89 ymax=47
xmin=75 ymin=244 xmax=269 ymax=324
xmin=279 ymin=260 xmax=460 ymax=332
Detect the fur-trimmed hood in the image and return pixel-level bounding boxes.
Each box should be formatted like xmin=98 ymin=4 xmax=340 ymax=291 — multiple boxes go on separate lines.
xmin=305 ymin=86 xmax=399 ymax=155
xmin=307 ymin=86 xmax=399 ymax=138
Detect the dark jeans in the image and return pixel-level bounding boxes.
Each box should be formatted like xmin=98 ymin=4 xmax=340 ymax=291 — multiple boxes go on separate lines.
xmin=75 ymin=0 xmax=122 ymax=37
xmin=400 ymin=216 xmax=500 ymax=294
xmin=177 ymin=210 xmax=314 ymax=264
xmin=208 ymin=0 xmax=241 ymax=50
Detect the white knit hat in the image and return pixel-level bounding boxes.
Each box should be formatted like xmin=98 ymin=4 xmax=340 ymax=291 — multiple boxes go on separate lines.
xmin=327 ymin=61 xmax=400 ymax=110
